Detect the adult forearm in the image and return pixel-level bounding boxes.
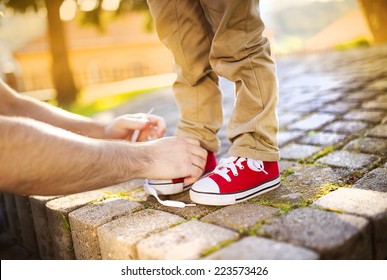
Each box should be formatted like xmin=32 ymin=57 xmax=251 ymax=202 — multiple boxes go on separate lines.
xmin=0 ymin=116 xmax=137 ymax=196
xmin=0 ymin=80 xmax=105 ymax=139
xmin=9 ymin=95 xmax=105 ymax=138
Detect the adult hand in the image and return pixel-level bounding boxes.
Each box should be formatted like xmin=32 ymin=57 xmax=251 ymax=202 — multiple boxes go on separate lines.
xmin=104 ymin=113 xmax=166 ymax=141
xmin=142 ymin=137 xmax=207 ymax=184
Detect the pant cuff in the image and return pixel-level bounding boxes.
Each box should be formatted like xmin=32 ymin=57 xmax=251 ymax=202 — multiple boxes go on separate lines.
xmin=228 ymin=146 xmax=280 ymax=162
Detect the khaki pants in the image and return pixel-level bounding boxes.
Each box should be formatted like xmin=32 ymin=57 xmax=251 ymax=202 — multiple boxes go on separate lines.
xmin=147 ymin=0 xmax=280 ymax=161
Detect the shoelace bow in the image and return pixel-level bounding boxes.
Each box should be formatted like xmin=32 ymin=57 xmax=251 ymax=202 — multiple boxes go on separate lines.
xmin=213 ymin=157 xmax=268 ymax=182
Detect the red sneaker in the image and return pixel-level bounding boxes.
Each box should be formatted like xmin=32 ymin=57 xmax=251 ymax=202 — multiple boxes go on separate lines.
xmin=190 ymin=157 xmax=280 ymax=206
xmin=145 ymin=151 xmax=217 ymax=195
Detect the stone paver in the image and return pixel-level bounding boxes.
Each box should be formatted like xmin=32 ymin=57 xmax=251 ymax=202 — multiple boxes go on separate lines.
xmin=201 ymin=203 xmax=279 ymax=231
xmin=136 ymin=220 xmax=239 ymax=260
xmin=298 ymin=131 xmax=347 ymax=146
xmin=344 ymin=137 xmax=387 ymax=155
xmin=0 ymin=194 xmax=6 ymax=232
xmin=323 ymin=120 xmax=369 ymax=134
xmin=278 ymin=131 xmax=304 ymax=147
xmin=261 ymin=207 xmax=372 ymax=259
xmin=69 ymin=198 xmax=144 ymax=260
xmin=362 ymin=100 xmax=387 ymax=110
xmin=366 ymin=124 xmax=387 ymax=138
xmin=317 ymin=150 xmax=379 ymax=169
xmin=14 ymin=196 xmax=38 ymax=256
xmin=367 ymin=79 xmax=387 ymax=91
xmin=279 ymin=160 xmax=299 ymax=172
xmin=44 ymin=180 xmax=144 ymax=260
xmin=317 ymin=92 xmax=343 ymax=103
xmin=45 ymin=190 xmax=110 ymax=260
xmin=345 ymin=91 xmax=380 ymax=102
xmin=287 ymin=113 xmax=336 ymax=131
xmin=280 ymin=143 xmax=322 ymax=160
xmin=278 ymin=112 xmax=302 ymax=128
xmin=0 ymin=240 xmax=31 ymax=260
xmin=319 ymin=102 xmax=357 ymax=114
xmin=29 ymin=195 xmax=60 ymax=260
xmin=279 ymin=165 xmax=351 ymax=200
xmin=352 ymin=168 xmax=387 ymax=192
xmin=205 ymin=236 xmax=319 ymax=260
xmin=343 ymin=110 xmax=385 ymax=123
xmin=3 ymin=194 xmax=19 ymax=240
xmin=97 ymin=209 xmax=185 ymax=259
xmin=312 ymin=188 xmax=387 ymax=259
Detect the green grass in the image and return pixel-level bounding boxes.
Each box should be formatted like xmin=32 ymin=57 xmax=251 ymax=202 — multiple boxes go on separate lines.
xmin=335 ymin=38 xmax=371 ymax=51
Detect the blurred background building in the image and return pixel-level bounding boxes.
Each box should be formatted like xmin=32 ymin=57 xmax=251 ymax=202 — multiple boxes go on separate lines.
xmin=12 ymin=12 xmax=173 ymax=92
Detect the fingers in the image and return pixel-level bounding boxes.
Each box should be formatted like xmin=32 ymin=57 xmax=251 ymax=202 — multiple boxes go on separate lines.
xmin=130 ymin=113 xmax=166 ymax=136
xmin=184 ymin=175 xmax=198 ymax=186
xmin=181 ymin=137 xmax=207 ymax=163
xmin=140 ymin=136 xmax=207 ymax=183
xmin=183 ymin=161 xmax=205 ymax=185
xmin=105 ymin=114 xmax=166 ymax=141
xmin=180 ymin=137 xmax=207 ymax=183
xmin=147 ymin=115 xmax=166 ymax=137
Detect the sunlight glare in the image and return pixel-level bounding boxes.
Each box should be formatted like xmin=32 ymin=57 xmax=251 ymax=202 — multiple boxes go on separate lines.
xmin=102 ymin=0 xmax=120 ymax=11
xmin=60 ymin=0 xmax=77 ymax=21
xmin=78 ymin=0 xmax=98 ymax=12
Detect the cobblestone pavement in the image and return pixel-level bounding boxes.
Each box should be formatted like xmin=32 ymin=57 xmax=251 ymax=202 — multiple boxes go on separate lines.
xmin=1 ymin=45 xmax=386 ymax=260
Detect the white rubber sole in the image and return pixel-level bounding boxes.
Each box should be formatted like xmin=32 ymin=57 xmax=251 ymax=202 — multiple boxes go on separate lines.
xmin=144 ymin=179 xmax=188 ymax=195
xmin=144 ymin=169 xmax=214 ymax=196
xmin=189 ymin=177 xmax=281 ymax=206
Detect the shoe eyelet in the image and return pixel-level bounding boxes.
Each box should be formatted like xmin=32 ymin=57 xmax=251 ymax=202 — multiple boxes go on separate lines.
xmin=240 ymin=166 xmax=244 ymax=170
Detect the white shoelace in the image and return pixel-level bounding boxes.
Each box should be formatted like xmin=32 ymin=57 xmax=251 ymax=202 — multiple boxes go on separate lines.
xmin=213 ymin=157 xmax=268 ymax=182
xmin=144 ymin=183 xmax=196 ymax=208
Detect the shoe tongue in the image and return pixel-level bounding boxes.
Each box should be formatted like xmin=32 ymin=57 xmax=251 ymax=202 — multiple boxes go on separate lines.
xmin=219 ymin=156 xmax=238 ymax=166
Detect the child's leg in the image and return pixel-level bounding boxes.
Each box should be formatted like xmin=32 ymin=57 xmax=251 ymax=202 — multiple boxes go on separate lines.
xmin=190 ymin=0 xmax=281 ymax=206
xmin=202 ymin=0 xmax=280 ymax=161
xmin=147 ymin=0 xmax=223 ymax=153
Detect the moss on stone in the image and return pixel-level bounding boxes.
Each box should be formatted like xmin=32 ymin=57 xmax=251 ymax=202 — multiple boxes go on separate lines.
xmin=240 ymin=218 xmax=272 ymax=236
xmin=60 ymin=212 xmax=71 ymax=236
xmin=281 ymin=168 xmax=295 ymax=182
xmin=314 ymin=182 xmax=350 ymax=199
xmin=200 ymin=238 xmax=238 ymax=257
xmin=254 ymin=198 xmax=312 ymax=216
